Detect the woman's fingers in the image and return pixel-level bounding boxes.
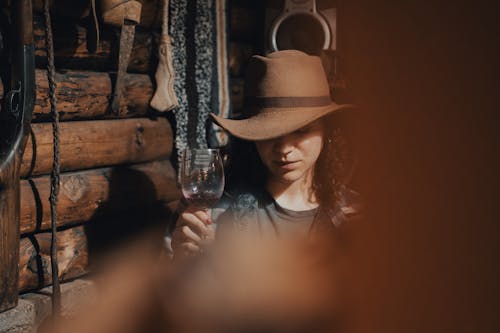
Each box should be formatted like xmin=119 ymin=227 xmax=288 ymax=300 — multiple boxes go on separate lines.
xmin=179 ymin=211 xmax=210 ymax=236
xmin=171 ymin=228 xmax=200 ymax=256
xmin=203 ymin=224 xmax=215 ymax=242
xmin=172 ymin=239 xmax=200 ymax=257
xmin=193 ymin=210 xmax=212 ymax=225
xmin=181 ymin=242 xmax=200 ymax=255
xmin=172 ymin=206 xmax=215 ymax=257
xmin=184 ymin=207 xmax=212 ymax=225
xmin=180 ymin=225 xmax=202 ymax=243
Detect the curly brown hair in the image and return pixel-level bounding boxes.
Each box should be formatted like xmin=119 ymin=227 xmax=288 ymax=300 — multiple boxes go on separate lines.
xmin=225 ymin=114 xmax=353 ymax=211
xmin=313 ymin=114 xmax=354 ymax=209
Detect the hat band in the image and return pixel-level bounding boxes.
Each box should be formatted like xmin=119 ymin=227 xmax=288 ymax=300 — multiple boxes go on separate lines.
xmin=245 ymin=96 xmax=332 ymax=108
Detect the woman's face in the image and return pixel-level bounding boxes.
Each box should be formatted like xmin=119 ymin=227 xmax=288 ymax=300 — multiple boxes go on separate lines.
xmin=255 ymin=120 xmax=324 ymax=185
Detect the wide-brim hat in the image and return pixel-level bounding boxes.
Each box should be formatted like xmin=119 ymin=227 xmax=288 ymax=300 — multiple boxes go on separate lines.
xmin=210 ymin=50 xmax=353 ymax=141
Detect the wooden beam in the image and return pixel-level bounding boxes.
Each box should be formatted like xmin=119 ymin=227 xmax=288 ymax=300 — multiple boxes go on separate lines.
xmin=20 ymin=117 xmax=173 ymax=177
xmin=0 ymin=0 xmax=36 ymax=311
xmin=0 ymin=157 xmax=22 ymax=310
xmin=1 ymin=69 xmax=153 ymax=121
xmin=35 ymin=69 xmax=152 ymax=121
xmin=20 ymin=160 xmax=180 ymax=235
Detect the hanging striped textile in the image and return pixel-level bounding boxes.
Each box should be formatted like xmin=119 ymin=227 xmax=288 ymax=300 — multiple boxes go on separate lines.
xmin=170 ymin=0 xmax=230 ymax=154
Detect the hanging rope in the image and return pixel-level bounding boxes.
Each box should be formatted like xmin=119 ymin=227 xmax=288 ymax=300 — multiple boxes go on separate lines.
xmin=43 ymin=0 xmax=61 ymax=315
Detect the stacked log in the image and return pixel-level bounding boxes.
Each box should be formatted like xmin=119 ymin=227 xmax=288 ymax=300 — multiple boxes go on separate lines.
xmin=19 ymin=160 xmax=178 ymax=235
xmin=19 ymin=227 xmax=89 ymax=292
xmin=21 ymin=118 xmax=172 ymax=176
xmin=0 ymin=9 xmax=181 ymax=294
xmin=15 ymin=112 xmax=178 ymax=291
xmin=1 ymin=70 xmax=152 ymax=121
xmin=1 ymin=0 xmax=271 ymax=300
xmin=18 ymin=161 xmax=180 ymax=292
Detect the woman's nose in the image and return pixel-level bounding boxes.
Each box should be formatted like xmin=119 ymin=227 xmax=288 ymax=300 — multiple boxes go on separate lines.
xmin=272 ymin=136 xmax=294 ymax=156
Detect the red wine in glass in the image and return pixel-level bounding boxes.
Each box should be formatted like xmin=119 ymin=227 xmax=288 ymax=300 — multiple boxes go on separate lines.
xmin=180 ymin=149 xmax=225 ymax=209
xmin=184 ymin=191 xmax=221 ymax=208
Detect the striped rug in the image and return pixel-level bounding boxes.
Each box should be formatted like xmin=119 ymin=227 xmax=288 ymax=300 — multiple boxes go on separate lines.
xmin=170 ymin=0 xmax=230 ymax=155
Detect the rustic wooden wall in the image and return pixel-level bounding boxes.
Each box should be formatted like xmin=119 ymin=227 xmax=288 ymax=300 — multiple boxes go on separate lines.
xmin=0 ymin=0 xmax=345 ymax=301
xmin=1 ymin=7 xmax=180 ymax=294
xmin=0 ymin=0 xmax=269 ymax=296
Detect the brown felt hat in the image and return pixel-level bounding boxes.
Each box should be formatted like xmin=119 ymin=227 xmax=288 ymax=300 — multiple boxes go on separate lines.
xmin=210 ymin=50 xmax=353 ymax=141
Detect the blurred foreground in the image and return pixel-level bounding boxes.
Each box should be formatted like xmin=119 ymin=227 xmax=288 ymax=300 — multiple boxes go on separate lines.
xmin=37 ymin=232 xmax=346 ymax=333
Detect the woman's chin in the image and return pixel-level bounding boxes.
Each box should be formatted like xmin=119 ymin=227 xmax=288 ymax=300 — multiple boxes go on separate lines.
xmin=272 ymin=170 xmax=304 ymax=184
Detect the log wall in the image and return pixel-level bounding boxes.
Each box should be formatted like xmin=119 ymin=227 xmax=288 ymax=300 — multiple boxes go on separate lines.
xmin=0 ymin=1 xmax=181 ymax=298
xmin=19 ymin=160 xmax=178 ymax=235
xmin=0 ymin=67 xmax=153 ymax=122
xmin=21 ymin=118 xmax=172 ymax=177
xmin=1 ymin=0 xmax=277 ymax=306
xmin=18 ymin=226 xmax=88 ymax=292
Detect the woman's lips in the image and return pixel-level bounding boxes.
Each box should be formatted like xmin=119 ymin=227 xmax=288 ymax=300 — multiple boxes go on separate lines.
xmin=274 ymin=160 xmax=300 ymax=169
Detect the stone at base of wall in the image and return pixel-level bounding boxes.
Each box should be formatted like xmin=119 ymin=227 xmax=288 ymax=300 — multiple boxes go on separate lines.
xmin=0 ymin=279 xmax=95 ymax=333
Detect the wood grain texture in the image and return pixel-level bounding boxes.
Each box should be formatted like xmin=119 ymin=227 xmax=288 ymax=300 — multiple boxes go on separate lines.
xmin=1 ymin=70 xmax=153 ymax=121
xmin=18 ymin=226 xmax=88 ymax=293
xmin=19 ymin=160 xmax=180 ymax=235
xmin=20 ymin=117 xmax=173 ymax=177
xmin=34 ymin=69 xmax=152 ymax=121
xmin=0 ymin=155 xmax=21 ymax=311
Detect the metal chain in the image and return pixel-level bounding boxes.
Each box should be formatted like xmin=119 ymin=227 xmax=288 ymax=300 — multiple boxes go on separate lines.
xmin=43 ymin=0 xmax=61 ymax=315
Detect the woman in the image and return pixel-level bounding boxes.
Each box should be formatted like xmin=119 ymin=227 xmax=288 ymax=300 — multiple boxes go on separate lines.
xmin=171 ymin=50 xmax=361 ymax=256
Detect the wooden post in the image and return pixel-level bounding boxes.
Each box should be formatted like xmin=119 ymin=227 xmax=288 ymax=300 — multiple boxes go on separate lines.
xmin=0 ymin=0 xmax=35 ymax=312
xmin=0 ymin=153 xmax=23 ymax=311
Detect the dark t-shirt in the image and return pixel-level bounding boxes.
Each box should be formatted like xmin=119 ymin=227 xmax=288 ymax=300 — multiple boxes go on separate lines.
xmin=166 ymin=184 xmax=362 ymax=256
xmin=213 ymin=185 xmax=362 ymax=238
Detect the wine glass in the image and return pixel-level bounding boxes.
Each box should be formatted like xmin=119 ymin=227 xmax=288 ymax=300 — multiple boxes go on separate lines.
xmin=180 ymin=148 xmax=225 ymax=209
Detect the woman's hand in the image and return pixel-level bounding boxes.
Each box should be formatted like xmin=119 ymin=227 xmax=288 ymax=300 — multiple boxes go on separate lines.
xmin=171 ymin=206 xmax=215 ymax=257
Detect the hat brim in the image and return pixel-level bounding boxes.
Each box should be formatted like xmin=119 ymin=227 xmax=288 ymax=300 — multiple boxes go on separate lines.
xmin=210 ymin=103 xmax=354 ymax=141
